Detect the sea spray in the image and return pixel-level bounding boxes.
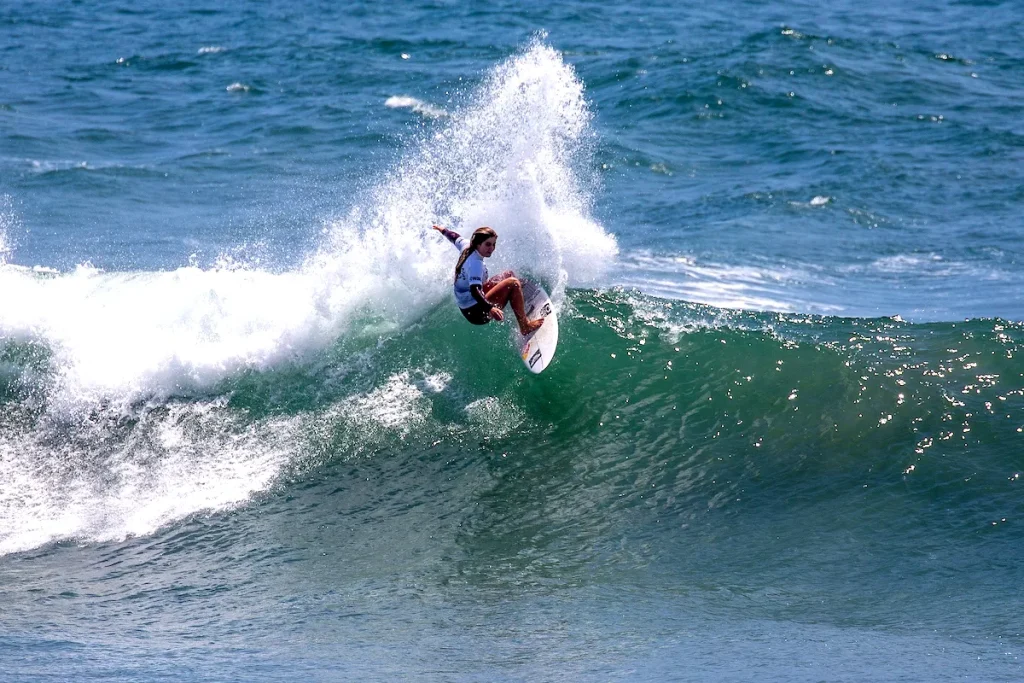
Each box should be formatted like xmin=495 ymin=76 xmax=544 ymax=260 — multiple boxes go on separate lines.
xmin=311 ymin=38 xmax=616 ymax=306
xmin=0 ymin=196 xmax=15 ymax=266
xmin=0 ymin=41 xmax=611 ymax=415
xmin=0 ymin=40 xmax=614 ymax=553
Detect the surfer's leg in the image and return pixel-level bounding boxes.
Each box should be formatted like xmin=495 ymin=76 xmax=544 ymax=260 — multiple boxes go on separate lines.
xmin=482 ymin=270 xmax=515 ymax=292
xmin=482 ymin=277 xmax=544 ymax=335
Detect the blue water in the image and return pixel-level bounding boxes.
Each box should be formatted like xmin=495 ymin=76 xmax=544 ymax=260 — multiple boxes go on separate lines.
xmin=2 ymin=1 xmax=1023 ymax=680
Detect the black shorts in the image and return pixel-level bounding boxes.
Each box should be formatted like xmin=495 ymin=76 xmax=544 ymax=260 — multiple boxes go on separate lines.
xmin=460 ymin=302 xmax=492 ymax=325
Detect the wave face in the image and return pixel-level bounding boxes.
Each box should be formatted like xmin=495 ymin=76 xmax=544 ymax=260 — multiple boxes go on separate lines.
xmin=3 ymin=284 xmax=1022 ymax=561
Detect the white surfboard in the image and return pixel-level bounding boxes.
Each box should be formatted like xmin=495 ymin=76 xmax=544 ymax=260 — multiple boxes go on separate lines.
xmin=516 ymin=278 xmax=559 ymax=374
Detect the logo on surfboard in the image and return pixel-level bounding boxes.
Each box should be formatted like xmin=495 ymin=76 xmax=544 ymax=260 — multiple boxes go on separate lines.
xmin=520 ymin=342 xmax=543 ymax=368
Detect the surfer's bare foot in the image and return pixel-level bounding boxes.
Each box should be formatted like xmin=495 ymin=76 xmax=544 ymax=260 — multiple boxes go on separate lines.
xmin=520 ymin=318 xmax=544 ymax=335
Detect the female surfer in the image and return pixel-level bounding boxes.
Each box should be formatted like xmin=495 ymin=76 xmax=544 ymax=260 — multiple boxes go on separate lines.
xmin=432 ymin=225 xmax=544 ymax=336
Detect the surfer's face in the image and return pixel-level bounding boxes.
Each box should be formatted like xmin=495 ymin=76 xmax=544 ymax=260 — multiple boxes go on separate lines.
xmin=478 ymin=236 xmax=497 ymax=257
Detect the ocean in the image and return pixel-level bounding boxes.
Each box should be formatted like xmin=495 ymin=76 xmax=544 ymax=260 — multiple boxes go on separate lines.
xmin=2 ymin=0 xmax=1023 ymax=680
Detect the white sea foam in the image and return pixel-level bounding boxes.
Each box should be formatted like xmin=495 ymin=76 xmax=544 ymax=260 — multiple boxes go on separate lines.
xmin=321 ymin=38 xmax=616 ymax=306
xmin=338 ymin=371 xmax=450 ymax=433
xmin=0 ymin=264 xmax=341 ymax=414
xmin=786 ymin=195 xmax=831 ymax=209
xmin=0 ymin=400 xmax=297 ymax=555
xmin=614 ymin=251 xmax=844 ymax=315
xmin=839 ymin=253 xmax=1006 ymax=281
xmin=0 ymin=40 xmax=611 ymax=553
xmin=28 ymin=159 xmax=90 ymax=173
xmin=464 ymin=396 xmax=525 ymax=438
xmin=385 ymin=95 xmax=448 ymax=119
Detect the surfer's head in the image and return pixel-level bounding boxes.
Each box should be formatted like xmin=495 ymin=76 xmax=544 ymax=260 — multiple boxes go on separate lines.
xmin=455 ymin=227 xmax=498 ymax=280
xmin=473 ymin=227 xmax=497 ymax=258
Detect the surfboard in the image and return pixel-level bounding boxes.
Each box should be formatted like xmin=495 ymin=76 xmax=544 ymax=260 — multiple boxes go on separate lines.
xmin=516 ymin=278 xmax=559 ymax=374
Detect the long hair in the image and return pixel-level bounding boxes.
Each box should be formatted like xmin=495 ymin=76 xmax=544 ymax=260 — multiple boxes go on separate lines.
xmin=454 ymin=227 xmax=496 ymax=283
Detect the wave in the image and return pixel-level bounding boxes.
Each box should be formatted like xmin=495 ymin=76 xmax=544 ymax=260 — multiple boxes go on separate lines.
xmin=0 ymin=40 xmax=615 ymax=554
xmin=4 ymin=38 xmax=1018 ymax=561
xmin=0 ymin=40 xmax=613 ymax=415
xmin=2 ymin=284 xmax=1022 ymax=555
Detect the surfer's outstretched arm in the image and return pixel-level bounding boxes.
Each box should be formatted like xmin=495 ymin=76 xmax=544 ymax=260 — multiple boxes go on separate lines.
xmin=432 ymin=225 xmax=461 ymax=249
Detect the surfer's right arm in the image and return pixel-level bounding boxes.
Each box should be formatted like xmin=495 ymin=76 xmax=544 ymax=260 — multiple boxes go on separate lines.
xmin=469 ymin=284 xmax=503 ymax=321
xmin=431 ymin=225 xmax=461 ymax=248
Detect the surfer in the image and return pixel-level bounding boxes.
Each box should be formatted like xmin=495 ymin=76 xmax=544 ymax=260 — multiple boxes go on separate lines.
xmin=432 ymin=225 xmax=544 ymax=336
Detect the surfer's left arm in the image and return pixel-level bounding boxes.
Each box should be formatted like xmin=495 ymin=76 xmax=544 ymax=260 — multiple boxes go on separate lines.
xmin=431 ymin=225 xmax=461 ymax=248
